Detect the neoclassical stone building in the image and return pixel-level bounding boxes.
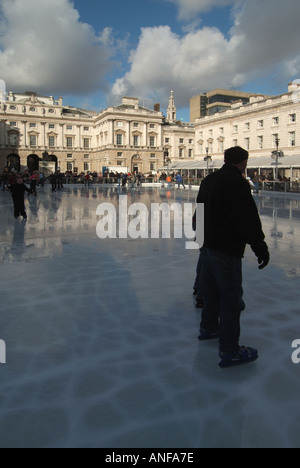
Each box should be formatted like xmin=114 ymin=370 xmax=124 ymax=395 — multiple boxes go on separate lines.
xmin=0 ymin=90 xmax=195 ymax=175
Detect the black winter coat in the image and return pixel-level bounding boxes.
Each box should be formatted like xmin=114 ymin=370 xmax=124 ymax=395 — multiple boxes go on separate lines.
xmin=197 ymin=164 xmax=268 ymax=258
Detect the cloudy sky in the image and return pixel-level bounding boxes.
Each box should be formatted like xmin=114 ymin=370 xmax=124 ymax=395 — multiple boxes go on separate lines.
xmin=0 ymin=0 xmax=300 ymax=120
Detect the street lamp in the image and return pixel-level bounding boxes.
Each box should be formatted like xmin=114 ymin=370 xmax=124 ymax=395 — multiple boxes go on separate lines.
xmin=204 ymin=147 xmax=212 ymax=176
xmin=271 ymin=138 xmax=284 ymax=181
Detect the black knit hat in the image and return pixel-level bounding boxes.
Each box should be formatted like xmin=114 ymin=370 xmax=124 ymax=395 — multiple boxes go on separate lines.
xmin=224 ymin=146 xmax=249 ymax=165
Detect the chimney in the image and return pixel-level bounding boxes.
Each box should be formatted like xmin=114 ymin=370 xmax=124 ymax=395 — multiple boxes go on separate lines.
xmin=154 ymin=103 xmax=160 ymax=112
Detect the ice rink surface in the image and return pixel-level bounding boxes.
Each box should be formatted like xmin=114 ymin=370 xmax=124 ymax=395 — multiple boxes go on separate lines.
xmin=0 ymin=185 xmax=300 ymax=448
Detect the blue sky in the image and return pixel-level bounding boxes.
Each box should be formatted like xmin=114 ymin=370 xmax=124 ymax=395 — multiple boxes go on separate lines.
xmin=1 ymin=0 xmax=300 ymax=121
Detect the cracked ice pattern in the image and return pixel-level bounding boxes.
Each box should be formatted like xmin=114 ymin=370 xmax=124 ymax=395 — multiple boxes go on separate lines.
xmin=0 ymin=187 xmax=299 ymax=448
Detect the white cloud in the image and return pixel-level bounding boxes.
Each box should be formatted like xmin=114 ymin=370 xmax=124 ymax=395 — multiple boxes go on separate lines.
xmin=165 ymin=0 xmax=239 ymax=21
xmin=110 ymin=0 xmax=300 ymax=111
xmin=0 ymin=0 xmax=112 ymax=95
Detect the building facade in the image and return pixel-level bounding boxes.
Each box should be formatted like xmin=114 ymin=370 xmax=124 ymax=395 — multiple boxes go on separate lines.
xmin=0 ymin=91 xmax=195 ymax=175
xmin=194 ymin=83 xmax=300 ymax=163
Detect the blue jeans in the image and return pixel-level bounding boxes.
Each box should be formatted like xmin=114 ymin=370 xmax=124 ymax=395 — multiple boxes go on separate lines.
xmin=201 ymin=247 xmax=245 ymax=354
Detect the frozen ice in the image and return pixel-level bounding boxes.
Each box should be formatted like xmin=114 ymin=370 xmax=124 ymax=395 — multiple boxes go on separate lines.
xmin=0 ymin=185 xmax=300 ymax=448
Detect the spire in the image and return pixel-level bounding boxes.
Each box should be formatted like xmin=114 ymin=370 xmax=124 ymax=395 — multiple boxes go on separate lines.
xmin=167 ymin=90 xmax=177 ymax=123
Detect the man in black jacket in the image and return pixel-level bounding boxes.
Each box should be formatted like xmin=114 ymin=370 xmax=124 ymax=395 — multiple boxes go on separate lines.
xmin=10 ymin=175 xmax=33 ymax=219
xmin=197 ymin=146 xmax=270 ymax=368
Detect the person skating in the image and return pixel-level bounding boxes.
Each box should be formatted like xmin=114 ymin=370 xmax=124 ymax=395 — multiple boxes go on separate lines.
xmin=196 ymin=146 xmax=270 ymax=368
xmin=10 ymin=176 xmax=33 ymax=219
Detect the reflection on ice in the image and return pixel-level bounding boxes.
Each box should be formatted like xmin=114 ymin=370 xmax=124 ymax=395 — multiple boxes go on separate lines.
xmin=0 ymin=187 xmax=299 ymax=448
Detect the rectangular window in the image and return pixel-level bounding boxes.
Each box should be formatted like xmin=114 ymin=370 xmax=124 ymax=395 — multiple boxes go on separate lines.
xmin=245 ymin=137 xmax=250 ymax=150
xmin=233 ymin=125 xmax=238 ymax=133
xmin=290 ymin=114 xmax=297 ymax=123
xmin=84 ymin=154 xmax=89 ymax=159
xmin=165 ymin=138 xmax=170 ymax=143
xmin=67 ymin=137 xmax=73 ymax=148
xmin=150 ymin=124 xmax=155 ymax=129
xmin=179 ymin=138 xmax=184 ymax=144
xmin=117 ymin=134 xmax=123 ymax=145
xmin=258 ymin=120 xmax=264 ymax=128
xmin=84 ymin=127 xmax=90 ymax=131
xmin=258 ymin=136 xmax=264 ymax=149
xmin=49 ymin=124 xmax=55 ymax=129
xmin=273 ymin=117 xmax=279 ymax=125
xmin=67 ymin=154 xmax=73 ymax=158
xmin=150 ymin=153 xmax=156 ymax=158
xmin=67 ymin=125 xmax=73 ymax=130
xmin=83 ymin=138 xmax=90 ymax=149
xmin=84 ymin=163 xmax=89 ymax=171
xmin=150 ymin=162 xmax=156 ymax=171
xmin=67 ymin=162 xmax=73 ymax=171
xmin=272 ymin=134 xmax=279 ymax=147
xmin=179 ymin=148 xmax=184 ymax=158
xmin=9 ymin=134 xmax=18 ymax=146
xmin=219 ymin=141 xmax=224 ymax=153
xmin=233 ymin=139 xmax=238 ymax=147
xmin=134 ymin=135 xmax=139 ymax=146
xmin=289 ymin=131 xmax=296 ymax=147
xmin=134 ymin=123 xmax=139 ymax=128
xmin=150 ymin=136 xmax=155 ymax=147
xmin=30 ymin=135 xmax=37 ymax=146
xmin=10 ymin=122 xmax=17 ymax=127
xmin=30 ymin=123 xmax=36 ymax=128
xmin=117 ymin=152 xmax=123 ymax=158
xmin=189 ymin=149 xmax=193 ymax=158
xmin=49 ymin=136 xmax=55 ymax=147
xmin=245 ymin=123 xmax=250 ymax=131
xmin=220 ymin=127 xmax=224 ymax=135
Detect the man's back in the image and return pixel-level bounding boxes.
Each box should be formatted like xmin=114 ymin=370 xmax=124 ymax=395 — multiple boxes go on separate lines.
xmin=197 ymin=164 xmax=265 ymax=258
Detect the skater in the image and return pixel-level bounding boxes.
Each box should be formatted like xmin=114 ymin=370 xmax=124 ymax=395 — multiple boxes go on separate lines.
xmin=29 ymin=172 xmax=39 ymax=196
xmin=175 ymin=172 xmax=185 ymax=189
xmin=49 ymin=173 xmax=57 ymax=193
xmin=10 ymin=176 xmax=33 ymax=219
xmin=196 ymin=146 xmax=270 ymax=368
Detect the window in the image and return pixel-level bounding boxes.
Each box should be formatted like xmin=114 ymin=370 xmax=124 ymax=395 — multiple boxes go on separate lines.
xmin=134 ymin=123 xmax=139 ymax=128
xmin=134 ymin=135 xmax=139 ymax=146
xmin=245 ymin=123 xmax=250 ymax=131
xmin=258 ymin=120 xmax=264 ymax=128
xmin=10 ymin=122 xmax=17 ymax=127
xmin=117 ymin=122 xmax=123 ymax=127
xmin=219 ymin=141 xmax=224 ymax=153
xmin=233 ymin=139 xmax=238 ymax=147
xmin=117 ymin=161 xmax=123 ymax=166
xmin=150 ymin=136 xmax=155 ymax=147
xmin=189 ymin=149 xmax=193 ymax=158
xmin=245 ymin=138 xmax=250 ymax=150
xmin=117 ymin=134 xmax=123 ymax=145
xmin=150 ymin=124 xmax=155 ymax=129
xmin=150 ymin=162 xmax=156 ymax=171
xmin=30 ymin=135 xmax=37 ymax=146
xmin=290 ymin=114 xmax=297 ymax=123
xmin=150 ymin=153 xmax=156 ymax=158
xmin=67 ymin=154 xmax=73 ymax=158
xmin=84 ymin=127 xmax=90 ymax=131
xmin=273 ymin=117 xmax=279 ymax=125
xmin=233 ymin=125 xmax=238 ymax=133
xmin=84 ymin=154 xmax=90 ymax=159
xmin=179 ymin=148 xmax=184 ymax=158
xmin=220 ymin=127 xmax=224 ymax=135
xmin=30 ymin=123 xmax=36 ymax=128
xmin=209 ymin=130 xmax=213 ymax=137
xmin=289 ymin=131 xmax=296 ymax=147
xmin=258 ymin=136 xmax=264 ymax=149
xmin=67 ymin=162 xmax=73 ymax=171
xmin=67 ymin=125 xmax=73 ymax=130
xmin=179 ymin=138 xmax=184 ymax=144
xmin=117 ymin=152 xmax=123 ymax=158
xmin=83 ymin=138 xmax=90 ymax=149
xmin=49 ymin=136 xmax=55 ymax=147
xmin=49 ymin=124 xmax=55 ymax=129
xmin=189 ymin=139 xmax=193 ymax=144
xmin=272 ymin=134 xmax=279 ymax=147
xmin=84 ymin=163 xmax=89 ymax=171
xmin=10 ymin=106 xmax=16 ymax=110
xmin=9 ymin=134 xmax=18 ymax=146
xmin=67 ymin=137 xmax=73 ymax=148
xmin=165 ymin=138 xmax=170 ymax=143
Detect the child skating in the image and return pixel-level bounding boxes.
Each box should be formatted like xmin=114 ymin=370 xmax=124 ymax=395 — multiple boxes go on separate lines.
xmin=10 ymin=176 xmax=33 ymax=220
